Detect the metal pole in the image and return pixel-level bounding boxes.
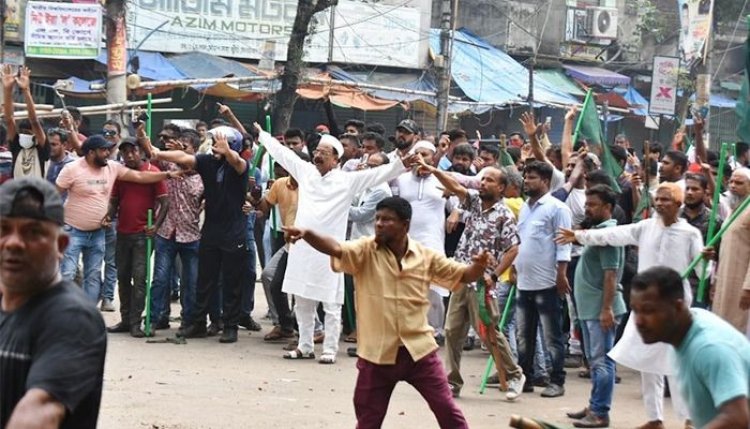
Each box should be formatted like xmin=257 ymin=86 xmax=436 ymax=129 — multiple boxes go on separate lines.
xmin=527 ymin=58 xmax=534 ymax=113
xmin=435 ymin=0 xmax=454 ymax=136
xmin=327 ymin=5 xmax=336 ymax=63
xmin=105 ymin=0 xmax=128 ymax=127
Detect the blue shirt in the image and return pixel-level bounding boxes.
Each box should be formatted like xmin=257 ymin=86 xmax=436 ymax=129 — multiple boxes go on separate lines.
xmin=515 ymin=192 xmax=572 ymax=291
xmin=676 ymin=309 xmax=750 ymax=429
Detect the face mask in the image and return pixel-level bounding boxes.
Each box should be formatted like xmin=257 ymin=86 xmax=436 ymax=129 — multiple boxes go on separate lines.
xmin=19 ymin=134 xmax=34 ymax=149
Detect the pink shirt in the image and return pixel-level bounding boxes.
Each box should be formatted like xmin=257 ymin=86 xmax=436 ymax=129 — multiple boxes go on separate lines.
xmin=56 ymin=158 xmax=128 ymax=231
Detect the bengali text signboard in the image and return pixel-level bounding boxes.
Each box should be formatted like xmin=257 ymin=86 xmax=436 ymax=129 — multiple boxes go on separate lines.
xmin=24 ymin=1 xmax=103 ymax=59
xmin=649 ymin=56 xmax=680 ymax=116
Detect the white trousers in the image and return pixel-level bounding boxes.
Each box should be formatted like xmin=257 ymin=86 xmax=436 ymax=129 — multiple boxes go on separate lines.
xmin=642 ymin=372 xmax=690 ymax=422
xmin=295 ymin=296 xmax=341 ymax=356
xmin=427 ymin=289 xmax=445 ymax=335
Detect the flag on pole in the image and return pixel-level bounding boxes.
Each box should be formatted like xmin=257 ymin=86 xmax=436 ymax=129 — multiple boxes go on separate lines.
xmin=572 ymin=90 xmax=623 ymax=192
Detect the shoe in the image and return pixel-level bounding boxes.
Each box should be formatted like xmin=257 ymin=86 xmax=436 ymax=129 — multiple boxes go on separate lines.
xmin=462 ymin=337 xmax=475 ymax=351
xmin=564 ymin=355 xmax=583 ymax=368
xmin=636 ymin=421 xmax=665 ymax=429
xmin=540 ymin=383 xmax=565 ymax=398
xmin=567 ymin=408 xmax=590 ymax=419
xmin=449 ymin=384 xmax=460 ymax=398
xmin=505 ymin=374 xmax=526 ymax=401
xmin=533 ymin=376 xmax=550 ymax=387
xmin=219 ymin=327 xmax=238 ymax=343
xmin=107 ymin=322 xmax=130 ymax=333
xmin=153 ymin=319 xmax=170 ymax=330
xmin=486 ymin=374 xmax=500 ymax=386
xmin=347 ymin=347 xmax=358 ymax=357
xmin=206 ymin=322 xmax=223 ymax=337
xmin=239 ymin=316 xmax=262 ymax=331
xmin=313 ymin=332 xmax=325 ymax=344
xmin=100 ymin=299 xmax=115 ymax=312
xmin=179 ymin=324 xmax=208 ymax=338
xmin=573 ymin=414 xmax=609 ymax=428
xmin=130 ymin=326 xmax=146 ymax=338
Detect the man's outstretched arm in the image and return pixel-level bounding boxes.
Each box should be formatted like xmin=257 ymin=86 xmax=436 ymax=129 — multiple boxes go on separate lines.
xmin=282 ymin=226 xmax=343 ymax=259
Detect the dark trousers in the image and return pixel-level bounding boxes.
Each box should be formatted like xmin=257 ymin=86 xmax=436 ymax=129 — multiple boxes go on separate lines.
xmin=269 ymin=248 xmax=294 ymax=331
xmin=192 ymin=241 xmax=250 ymax=329
xmin=343 ymin=274 xmax=356 ymax=334
xmin=517 ymin=287 xmax=567 ymax=387
xmin=354 ymin=348 xmax=468 ymax=429
xmin=116 ymin=232 xmax=147 ymax=327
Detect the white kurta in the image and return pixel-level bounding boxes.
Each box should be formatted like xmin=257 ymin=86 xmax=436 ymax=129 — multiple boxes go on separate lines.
xmin=260 ymin=131 xmax=406 ymax=304
xmin=575 ymin=216 xmax=704 ymax=375
xmin=392 ymin=172 xmax=450 ymax=297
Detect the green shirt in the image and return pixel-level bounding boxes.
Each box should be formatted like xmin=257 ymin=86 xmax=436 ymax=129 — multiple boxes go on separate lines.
xmin=573 ymin=218 xmax=626 ymax=320
xmin=676 ymin=309 xmax=750 ymax=428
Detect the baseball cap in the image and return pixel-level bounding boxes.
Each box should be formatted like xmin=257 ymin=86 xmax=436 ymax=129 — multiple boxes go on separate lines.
xmin=0 ymin=177 xmax=65 ymax=225
xmin=118 ymin=137 xmax=138 ymax=149
xmin=315 ymin=124 xmax=330 ymax=134
xmin=396 ymin=119 xmax=419 ymax=134
xmin=81 ymin=135 xmax=115 ymax=153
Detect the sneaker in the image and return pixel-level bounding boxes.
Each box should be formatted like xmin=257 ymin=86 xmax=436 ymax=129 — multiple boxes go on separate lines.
xmin=540 ymin=383 xmax=565 ymax=398
xmin=239 ymin=316 xmax=262 ymax=332
xmin=219 ymin=327 xmax=238 ymax=343
xmin=206 ymin=322 xmax=223 ymax=337
xmin=100 ymin=299 xmax=115 ymax=312
xmin=505 ymin=374 xmax=526 ymax=401
xmin=573 ymin=413 xmax=609 ymax=428
xmin=533 ymin=376 xmax=550 ymax=387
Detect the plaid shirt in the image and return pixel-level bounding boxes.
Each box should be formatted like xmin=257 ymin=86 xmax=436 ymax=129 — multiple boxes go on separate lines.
xmin=454 ymin=191 xmax=519 ymax=289
xmin=157 ymin=162 xmax=204 ymax=243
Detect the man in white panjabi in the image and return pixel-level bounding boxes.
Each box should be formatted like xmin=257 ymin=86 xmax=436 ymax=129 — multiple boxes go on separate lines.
xmin=255 ymin=123 xmax=412 ymax=364
xmin=557 ymin=183 xmax=703 ymax=429
xmin=391 ymin=140 xmax=451 ymax=337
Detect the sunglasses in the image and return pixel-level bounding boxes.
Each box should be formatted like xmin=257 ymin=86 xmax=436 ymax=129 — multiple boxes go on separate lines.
xmin=102 ymin=129 xmax=118 ymax=137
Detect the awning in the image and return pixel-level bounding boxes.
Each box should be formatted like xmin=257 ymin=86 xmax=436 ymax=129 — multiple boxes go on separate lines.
xmin=95 ymin=49 xmax=186 ymax=82
xmin=534 ymin=69 xmax=586 ymax=97
xmin=613 ymin=86 xmax=649 ymax=116
xmin=563 ymin=64 xmax=630 ymax=87
xmin=326 ymin=65 xmax=437 ymax=104
xmin=429 ymin=28 xmax=578 ymax=108
xmin=297 ymin=72 xmax=403 ymax=111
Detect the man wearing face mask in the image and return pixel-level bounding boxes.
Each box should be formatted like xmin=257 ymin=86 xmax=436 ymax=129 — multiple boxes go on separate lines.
xmin=2 ymin=65 xmax=48 ymax=179
xmin=388 ymin=119 xmax=420 ymax=162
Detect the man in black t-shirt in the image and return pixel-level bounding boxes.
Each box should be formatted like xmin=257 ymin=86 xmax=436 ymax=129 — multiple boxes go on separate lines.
xmin=0 ymin=177 xmax=107 ymax=428
xmin=144 ymin=126 xmax=250 ymax=343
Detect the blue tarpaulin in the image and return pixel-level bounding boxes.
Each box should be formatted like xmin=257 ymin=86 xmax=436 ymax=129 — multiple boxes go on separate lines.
xmin=614 ymin=86 xmax=649 ymax=116
xmin=95 ymin=49 xmax=186 ymax=82
xmin=429 ymin=28 xmax=578 ymax=108
xmin=327 ymin=65 xmax=437 ymax=104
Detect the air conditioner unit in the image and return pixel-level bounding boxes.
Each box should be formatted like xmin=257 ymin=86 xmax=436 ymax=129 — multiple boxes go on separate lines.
xmin=587 ymin=7 xmax=618 ymax=39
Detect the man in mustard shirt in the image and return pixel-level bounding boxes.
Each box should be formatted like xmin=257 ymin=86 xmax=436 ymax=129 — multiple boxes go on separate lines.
xmin=283 ymin=196 xmax=491 ymax=429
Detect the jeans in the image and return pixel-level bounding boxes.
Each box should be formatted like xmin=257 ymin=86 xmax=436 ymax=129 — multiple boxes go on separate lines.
xmin=241 ymin=237 xmax=257 ymax=318
xmin=261 ymin=247 xmax=284 ymax=326
xmin=101 ymin=221 xmax=117 ymax=301
xmin=516 ymin=287 xmax=566 ymax=387
xmin=151 ymin=235 xmax=199 ymax=326
xmin=496 ymin=282 xmax=517 ymax=358
xmin=268 ymin=248 xmax=294 ymax=331
xmin=581 ymin=318 xmax=620 ymax=418
xmin=61 ymin=225 xmax=105 ymax=302
xmin=116 ymin=233 xmax=148 ymax=327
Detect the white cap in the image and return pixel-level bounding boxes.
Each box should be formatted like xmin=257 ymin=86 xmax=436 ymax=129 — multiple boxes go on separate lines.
xmin=319 ymin=134 xmax=344 ymax=158
xmin=409 ymin=140 xmax=436 ymax=154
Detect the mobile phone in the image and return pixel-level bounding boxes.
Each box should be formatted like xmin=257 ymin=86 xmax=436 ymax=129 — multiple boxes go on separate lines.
xmin=545 ymin=116 xmax=552 ymax=125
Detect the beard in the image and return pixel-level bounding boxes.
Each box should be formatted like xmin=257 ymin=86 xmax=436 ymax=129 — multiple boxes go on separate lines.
xmin=684 ymin=199 xmax=703 ymax=209
xmin=394 ymin=139 xmax=411 ymax=150
xmin=727 ymin=192 xmax=743 ymax=210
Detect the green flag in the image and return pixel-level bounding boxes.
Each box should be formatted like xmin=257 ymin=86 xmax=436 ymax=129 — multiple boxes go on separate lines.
xmin=572 ymin=90 xmax=623 ymax=192
xmin=736 ymin=16 xmax=750 ymax=142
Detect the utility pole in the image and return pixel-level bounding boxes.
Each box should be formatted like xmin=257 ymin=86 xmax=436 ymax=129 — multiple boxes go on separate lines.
xmin=435 ymin=0 xmax=454 ymax=136
xmin=105 ymin=0 xmax=128 ymax=125
xmin=527 ymin=58 xmax=534 ymax=113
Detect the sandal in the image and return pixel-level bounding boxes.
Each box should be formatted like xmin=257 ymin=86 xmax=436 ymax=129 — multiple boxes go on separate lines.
xmin=283 ymin=349 xmax=315 ymax=360
xmin=344 ymin=333 xmax=357 ymax=343
xmin=264 ymin=326 xmax=296 ymax=342
xmin=318 ymin=353 xmax=336 ymax=364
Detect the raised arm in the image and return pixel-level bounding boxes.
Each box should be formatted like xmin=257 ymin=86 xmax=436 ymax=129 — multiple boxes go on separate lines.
xmin=217 ymin=103 xmax=247 ymax=135
xmin=16 ymin=67 xmax=46 ymax=147
xmin=255 ymin=124 xmax=314 ymax=181
xmin=415 ymin=156 xmax=468 ymax=202
xmin=693 ymin=114 xmax=708 ymax=166
xmin=283 ymin=226 xmax=343 ymax=259
xmin=211 ymin=132 xmax=247 ymax=175
xmin=2 ymin=64 xmax=17 ymax=141
xmin=119 ymin=166 xmax=176 ymax=185
xmin=520 ymin=112 xmax=549 ymax=165
xmin=561 ymin=106 xmax=576 ymax=167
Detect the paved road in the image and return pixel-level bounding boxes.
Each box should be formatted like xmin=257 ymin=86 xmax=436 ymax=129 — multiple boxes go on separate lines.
xmin=99 ymin=299 xmax=683 ymax=429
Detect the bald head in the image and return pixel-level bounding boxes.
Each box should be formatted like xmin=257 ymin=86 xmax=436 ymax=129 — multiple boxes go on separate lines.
xmin=478 ymin=167 xmax=507 ymax=202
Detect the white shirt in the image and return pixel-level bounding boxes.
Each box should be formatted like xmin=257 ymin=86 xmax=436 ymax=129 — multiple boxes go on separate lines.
xmin=566 ymin=188 xmax=586 ymax=257
xmin=259 ymin=131 xmax=406 ymax=304
xmin=575 ymin=216 xmax=704 ymax=375
xmin=349 ymin=182 xmax=391 ymax=239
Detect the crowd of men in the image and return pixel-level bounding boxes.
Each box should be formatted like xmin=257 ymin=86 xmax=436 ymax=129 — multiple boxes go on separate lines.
xmin=1 ymin=64 xmax=749 ymax=428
